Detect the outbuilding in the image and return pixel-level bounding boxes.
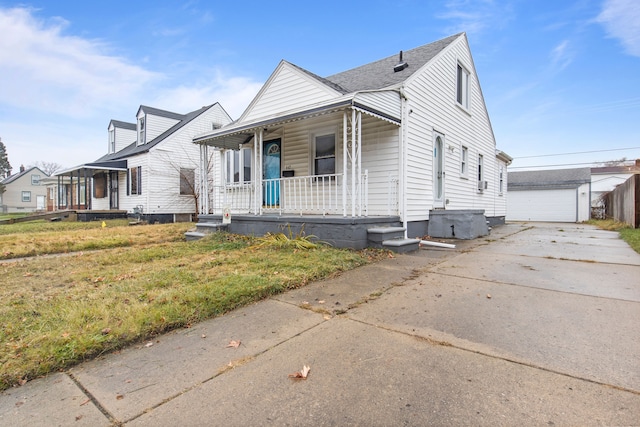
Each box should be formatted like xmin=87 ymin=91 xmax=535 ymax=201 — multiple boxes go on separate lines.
xmin=507 ymin=168 xmax=591 ymax=222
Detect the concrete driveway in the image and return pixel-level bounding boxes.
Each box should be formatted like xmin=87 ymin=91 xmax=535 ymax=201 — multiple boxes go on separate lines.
xmin=2 ymin=222 xmax=639 ymax=426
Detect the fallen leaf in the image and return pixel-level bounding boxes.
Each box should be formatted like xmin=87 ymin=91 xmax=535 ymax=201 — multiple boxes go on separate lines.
xmin=201 ymin=334 xmax=207 ymax=339
xmin=75 ymin=415 xmax=83 ymax=421
xmin=318 ymin=300 xmax=326 ymax=304
xmin=486 ymin=294 xmax=492 ymax=299
xmin=101 ymin=328 xmax=111 ymax=335
xmin=23 ymin=272 xmax=33 ymax=277
xmin=226 ymin=340 xmax=241 ymax=348
xmin=323 ymin=315 xmax=332 ymax=320
xmin=144 ymin=341 xmax=154 ymax=348
xmin=15 ymin=401 xmax=24 ymax=407
xmin=116 ymin=394 xmax=124 ymax=400
xmin=288 ymin=365 xmax=311 ymax=380
xmin=62 ymin=332 xmax=70 ymax=338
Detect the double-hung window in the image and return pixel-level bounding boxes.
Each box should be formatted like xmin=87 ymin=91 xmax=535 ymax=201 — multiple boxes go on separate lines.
xmin=22 ymin=191 xmax=31 ymax=202
xmin=456 ymin=63 xmax=470 ymax=109
xmin=180 ymin=168 xmax=195 ymax=195
xmin=109 ymin=129 xmax=116 ymax=153
xmin=460 ymin=146 xmax=468 ymax=176
xmin=31 ymin=174 xmax=41 ymax=185
xmin=138 ymin=117 xmax=145 ymax=145
xmin=477 ymin=154 xmax=484 ymax=191
xmin=225 ymin=148 xmax=252 ymax=184
xmin=313 ymin=133 xmax=336 ymax=177
xmin=128 ymin=166 xmax=142 ymax=195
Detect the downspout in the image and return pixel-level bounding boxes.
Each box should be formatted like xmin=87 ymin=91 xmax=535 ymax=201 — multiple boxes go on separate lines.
xmin=400 ymin=86 xmax=408 ymax=238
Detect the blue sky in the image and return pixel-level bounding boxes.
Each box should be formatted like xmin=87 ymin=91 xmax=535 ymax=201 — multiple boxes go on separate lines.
xmin=0 ymin=0 xmax=638 ymax=173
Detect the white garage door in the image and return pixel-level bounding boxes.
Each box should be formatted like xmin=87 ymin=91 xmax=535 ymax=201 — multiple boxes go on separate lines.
xmin=507 ymin=189 xmax=577 ymax=222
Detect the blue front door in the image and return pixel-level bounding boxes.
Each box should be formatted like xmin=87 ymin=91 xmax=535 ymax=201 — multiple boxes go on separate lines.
xmin=263 ymin=139 xmax=281 ymax=206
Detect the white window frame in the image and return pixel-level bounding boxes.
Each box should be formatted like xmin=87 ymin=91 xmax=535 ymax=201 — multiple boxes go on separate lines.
xmin=31 ymin=174 xmax=41 ymax=185
xmin=179 ymin=168 xmax=195 ymax=196
xmin=22 ymin=191 xmax=31 ymax=202
xmin=477 ymin=154 xmax=484 ymax=192
xmin=456 ymin=62 xmax=470 ymax=110
xmin=499 ymin=165 xmax=504 ymax=195
xmin=138 ymin=116 xmax=146 ymax=145
xmin=128 ymin=166 xmax=142 ymax=195
xmin=225 ymin=147 xmax=252 ymax=184
xmin=109 ymin=128 xmax=116 ymax=153
xmin=460 ymin=145 xmax=468 ymax=177
xmin=311 ymin=131 xmax=336 ymax=177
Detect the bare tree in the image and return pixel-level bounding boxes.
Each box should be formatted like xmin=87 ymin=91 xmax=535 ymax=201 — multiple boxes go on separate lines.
xmin=29 ymin=161 xmax=63 ymax=176
xmin=598 ymin=157 xmax=629 ymax=167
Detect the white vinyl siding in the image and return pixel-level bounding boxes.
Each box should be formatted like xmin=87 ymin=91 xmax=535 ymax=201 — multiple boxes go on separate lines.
xmin=242 ymin=62 xmax=339 ymax=122
xmin=403 ymin=35 xmax=501 ymax=221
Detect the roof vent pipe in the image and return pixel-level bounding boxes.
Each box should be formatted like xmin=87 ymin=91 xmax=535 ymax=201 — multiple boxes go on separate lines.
xmin=394 ymin=50 xmax=409 ymax=72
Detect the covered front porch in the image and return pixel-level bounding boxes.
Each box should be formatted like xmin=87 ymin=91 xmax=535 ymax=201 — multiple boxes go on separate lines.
xmin=194 ymin=97 xmax=403 ymax=220
xmin=53 ymin=160 xmax=128 ymax=211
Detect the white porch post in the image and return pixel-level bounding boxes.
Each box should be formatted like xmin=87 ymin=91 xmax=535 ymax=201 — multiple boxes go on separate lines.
xmin=200 ymin=144 xmax=209 ymax=215
xmin=342 ymin=112 xmax=348 ymax=217
xmin=257 ymin=129 xmax=264 ymax=216
xmin=351 ymin=109 xmax=356 ymax=218
xmin=356 ymin=110 xmax=362 ymax=217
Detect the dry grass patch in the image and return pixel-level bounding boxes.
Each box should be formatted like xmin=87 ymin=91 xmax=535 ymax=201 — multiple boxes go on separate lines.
xmin=587 ymin=219 xmax=640 ymax=254
xmin=0 ymin=220 xmax=191 ymax=259
xmin=0 ymin=231 xmax=387 ymax=390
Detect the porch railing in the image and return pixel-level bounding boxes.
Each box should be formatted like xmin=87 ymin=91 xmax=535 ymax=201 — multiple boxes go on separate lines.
xmin=207 ymin=172 xmax=370 ymax=217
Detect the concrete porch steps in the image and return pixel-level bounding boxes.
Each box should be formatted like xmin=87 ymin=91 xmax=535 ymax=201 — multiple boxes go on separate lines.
xmin=185 ymin=222 xmax=229 ymax=241
xmin=367 ymin=227 xmax=420 ymax=253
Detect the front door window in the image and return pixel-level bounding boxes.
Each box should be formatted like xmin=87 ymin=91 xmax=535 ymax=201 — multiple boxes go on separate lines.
xmin=263 ymin=139 xmax=281 ymax=206
xmin=434 ymin=134 xmax=445 ymax=207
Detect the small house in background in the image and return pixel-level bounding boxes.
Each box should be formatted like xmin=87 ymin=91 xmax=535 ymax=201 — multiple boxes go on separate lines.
xmin=0 ymin=165 xmax=48 ymax=213
xmin=192 ymin=33 xmax=511 ymax=249
xmin=507 ymin=168 xmax=591 ymax=223
xmin=54 ymin=103 xmax=232 ymax=222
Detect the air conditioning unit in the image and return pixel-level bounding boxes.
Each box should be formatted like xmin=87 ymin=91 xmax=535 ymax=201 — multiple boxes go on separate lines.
xmin=477 ymin=180 xmax=488 ymax=191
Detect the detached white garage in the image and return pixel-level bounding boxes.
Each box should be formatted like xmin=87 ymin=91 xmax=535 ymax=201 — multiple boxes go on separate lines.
xmin=507 ymin=168 xmax=591 ymax=223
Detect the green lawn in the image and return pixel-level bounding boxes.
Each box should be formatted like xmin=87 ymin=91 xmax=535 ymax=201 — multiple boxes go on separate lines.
xmin=0 ymin=221 xmax=386 ymax=390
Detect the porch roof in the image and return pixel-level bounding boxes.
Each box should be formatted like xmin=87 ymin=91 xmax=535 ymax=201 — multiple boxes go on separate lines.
xmin=193 ymin=92 xmax=401 ymax=149
xmin=55 ymin=160 xmax=128 ymax=176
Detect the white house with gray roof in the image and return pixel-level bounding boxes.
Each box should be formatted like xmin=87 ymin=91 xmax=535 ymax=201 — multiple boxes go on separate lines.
xmin=191 ymin=33 xmax=511 ymax=249
xmin=507 ymin=168 xmax=591 ymax=223
xmin=55 ymin=103 xmax=232 ymax=222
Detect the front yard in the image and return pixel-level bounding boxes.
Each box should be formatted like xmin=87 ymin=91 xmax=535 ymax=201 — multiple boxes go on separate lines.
xmin=0 ymin=220 xmax=386 ymax=390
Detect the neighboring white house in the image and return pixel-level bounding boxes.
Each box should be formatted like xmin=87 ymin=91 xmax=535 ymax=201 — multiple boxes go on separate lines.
xmin=192 ymin=33 xmax=511 ymax=248
xmin=55 ymin=103 xmax=232 ymax=222
xmin=507 ymin=168 xmax=591 ymax=223
xmin=590 ymin=160 xmax=640 ymax=216
xmin=0 ymin=165 xmax=48 ymax=213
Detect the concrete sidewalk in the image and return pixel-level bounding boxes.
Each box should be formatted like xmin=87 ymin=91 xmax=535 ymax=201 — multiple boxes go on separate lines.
xmin=1 ymin=222 xmax=639 ymax=426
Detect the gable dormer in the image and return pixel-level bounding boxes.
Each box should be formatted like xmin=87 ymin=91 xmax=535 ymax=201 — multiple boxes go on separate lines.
xmin=136 ymin=106 xmax=183 ymax=146
xmin=108 ymin=120 xmax=137 ymax=153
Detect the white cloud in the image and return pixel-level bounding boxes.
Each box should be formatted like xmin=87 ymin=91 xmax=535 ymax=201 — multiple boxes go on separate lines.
xmin=437 ymin=0 xmax=514 ymax=36
xmin=151 ymin=72 xmax=262 ymax=119
xmin=549 ymin=39 xmax=574 ymax=72
xmin=0 ymin=7 xmax=159 ymax=117
xmin=596 ymin=0 xmax=640 ymax=56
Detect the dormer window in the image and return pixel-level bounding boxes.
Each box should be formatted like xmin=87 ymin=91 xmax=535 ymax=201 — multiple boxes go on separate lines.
xmin=109 ymin=128 xmax=115 ymax=153
xmin=138 ymin=116 xmax=146 ymax=145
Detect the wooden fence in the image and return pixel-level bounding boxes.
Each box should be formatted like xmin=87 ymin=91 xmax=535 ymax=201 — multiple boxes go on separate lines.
xmin=605 ymin=174 xmax=640 ymax=228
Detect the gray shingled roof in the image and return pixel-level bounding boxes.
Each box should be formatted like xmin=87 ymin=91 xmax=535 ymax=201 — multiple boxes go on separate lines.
xmin=324 ymin=33 xmax=462 ymax=92
xmin=109 ymin=120 xmax=136 ymax=130
xmin=508 ymin=168 xmax=591 ymax=191
xmin=96 ymin=105 xmax=215 ymax=162
xmin=1 ymin=166 xmax=47 ymax=185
